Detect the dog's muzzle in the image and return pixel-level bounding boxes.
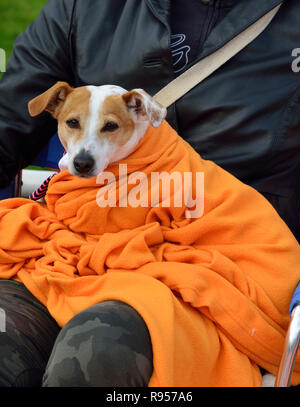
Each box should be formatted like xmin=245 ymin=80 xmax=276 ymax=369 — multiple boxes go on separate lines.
xmin=73 ymin=151 xmax=95 ymax=175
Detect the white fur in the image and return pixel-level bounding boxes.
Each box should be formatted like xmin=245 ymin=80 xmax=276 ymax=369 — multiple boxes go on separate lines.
xmin=58 ymin=153 xmax=69 ymax=171
xmin=134 ymin=88 xmax=166 ymax=128
xmin=109 ymin=121 xmax=149 ymax=164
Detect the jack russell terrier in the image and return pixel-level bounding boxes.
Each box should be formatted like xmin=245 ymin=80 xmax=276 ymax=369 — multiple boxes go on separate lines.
xmin=28 ymin=82 xmax=276 ymax=387
xmin=28 ymin=82 xmax=167 ymax=177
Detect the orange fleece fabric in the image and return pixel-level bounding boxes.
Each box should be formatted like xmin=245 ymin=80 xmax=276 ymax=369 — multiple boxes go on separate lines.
xmin=0 ymin=120 xmax=299 ymax=386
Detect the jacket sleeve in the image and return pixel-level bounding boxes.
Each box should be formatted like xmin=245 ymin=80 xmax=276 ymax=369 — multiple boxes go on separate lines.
xmin=0 ymin=0 xmax=75 ymax=187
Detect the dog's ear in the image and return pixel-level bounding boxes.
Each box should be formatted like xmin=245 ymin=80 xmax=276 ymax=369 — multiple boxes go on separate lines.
xmin=28 ymin=81 xmax=74 ymax=118
xmin=122 ymin=89 xmax=167 ymax=128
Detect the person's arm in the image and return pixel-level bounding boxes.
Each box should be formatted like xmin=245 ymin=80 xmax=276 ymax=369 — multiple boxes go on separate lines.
xmin=0 ymin=0 xmax=75 ymax=187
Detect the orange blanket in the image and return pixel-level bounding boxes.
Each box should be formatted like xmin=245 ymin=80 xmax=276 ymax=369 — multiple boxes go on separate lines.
xmin=0 ymin=120 xmax=299 ymax=386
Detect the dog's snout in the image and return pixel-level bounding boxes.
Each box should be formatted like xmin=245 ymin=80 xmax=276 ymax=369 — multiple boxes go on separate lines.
xmin=73 ymin=151 xmax=95 ymax=174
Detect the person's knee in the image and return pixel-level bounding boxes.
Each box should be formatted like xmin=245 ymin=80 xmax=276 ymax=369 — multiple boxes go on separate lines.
xmin=42 ymin=301 xmax=153 ymax=387
xmin=0 ymin=281 xmax=60 ymax=387
xmin=0 ymin=334 xmax=45 ymax=387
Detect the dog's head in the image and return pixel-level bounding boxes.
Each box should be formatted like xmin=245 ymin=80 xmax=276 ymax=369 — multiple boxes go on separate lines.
xmin=28 ymin=82 xmax=166 ymax=177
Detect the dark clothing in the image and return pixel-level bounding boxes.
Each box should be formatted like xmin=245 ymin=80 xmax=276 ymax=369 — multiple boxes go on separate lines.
xmin=0 ymin=280 xmax=60 ymax=386
xmin=0 ymin=281 xmax=153 ymax=387
xmin=170 ymin=0 xmax=237 ymax=74
xmin=0 ymin=0 xmax=299 ymax=240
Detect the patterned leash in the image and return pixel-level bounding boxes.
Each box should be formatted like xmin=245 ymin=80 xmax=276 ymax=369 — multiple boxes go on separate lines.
xmin=28 ymin=150 xmax=66 ymax=201
xmin=28 ymin=172 xmax=58 ymax=201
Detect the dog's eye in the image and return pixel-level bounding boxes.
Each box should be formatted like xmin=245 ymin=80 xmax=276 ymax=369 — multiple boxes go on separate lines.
xmin=102 ymin=122 xmax=119 ymax=132
xmin=66 ymin=119 xmax=80 ymax=129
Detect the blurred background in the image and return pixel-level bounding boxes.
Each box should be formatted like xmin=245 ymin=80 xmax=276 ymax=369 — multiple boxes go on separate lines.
xmin=0 ymin=0 xmax=47 ymax=78
xmin=0 ymin=1 xmax=57 ymax=195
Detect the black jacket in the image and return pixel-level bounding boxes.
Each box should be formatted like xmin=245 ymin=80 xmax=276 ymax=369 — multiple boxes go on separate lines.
xmin=0 ymin=0 xmax=299 ymax=240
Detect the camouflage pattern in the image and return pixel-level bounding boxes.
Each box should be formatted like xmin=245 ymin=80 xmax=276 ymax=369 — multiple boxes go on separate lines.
xmin=0 ymin=280 xmax=60 ymax=387
xmin=0 ymin=281 xmax=153 ymax=387
xmin=42 ymin=301 xmax=153 ymax=387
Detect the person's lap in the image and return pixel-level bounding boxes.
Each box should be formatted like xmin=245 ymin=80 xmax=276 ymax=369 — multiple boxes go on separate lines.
xmin=0 ymin=280 xmax=153 ymax=387
xmin=0 ymin=279 xmax=270 ymax=387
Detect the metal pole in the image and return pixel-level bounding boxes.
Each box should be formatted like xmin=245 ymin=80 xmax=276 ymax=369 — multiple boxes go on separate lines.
xmin=275 ymin=305 xmax=300 ymax=387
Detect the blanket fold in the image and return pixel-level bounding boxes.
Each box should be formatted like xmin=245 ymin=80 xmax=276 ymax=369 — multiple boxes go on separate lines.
xmin=0 ymin=120 xmax=299 ymax=386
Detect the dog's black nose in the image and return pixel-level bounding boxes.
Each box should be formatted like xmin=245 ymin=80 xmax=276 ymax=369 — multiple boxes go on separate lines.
xmin=73 ymin=151 xmax=95 ymax=174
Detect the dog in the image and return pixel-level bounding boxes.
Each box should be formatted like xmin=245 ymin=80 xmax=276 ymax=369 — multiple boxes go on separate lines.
xmin=28 ymin=82 xmax=277 ymax=387
xmin=28 ymin=82 xmax=167 ymax=177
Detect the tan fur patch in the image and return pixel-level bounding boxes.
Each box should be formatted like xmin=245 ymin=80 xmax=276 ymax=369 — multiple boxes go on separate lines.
xmin=28 ymin=81 xmax=73 ymax=118
xmin=57 ymin=87 xmax=91 ymax=149
xmin=100 ymin=95 xmax=135 ymax=146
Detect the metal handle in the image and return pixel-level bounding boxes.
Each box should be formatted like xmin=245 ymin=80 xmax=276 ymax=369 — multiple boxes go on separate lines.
xmin=275 ymin=305 xmax=300 ymax=387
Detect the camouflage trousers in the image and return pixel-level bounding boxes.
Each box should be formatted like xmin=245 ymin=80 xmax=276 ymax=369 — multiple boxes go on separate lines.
xmin=0 ymin=280 xmax=153 ymax=387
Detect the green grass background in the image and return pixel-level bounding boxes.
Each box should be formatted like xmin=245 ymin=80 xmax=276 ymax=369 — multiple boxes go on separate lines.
xmin=0 ymin=0 xmax=47 ymax=78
